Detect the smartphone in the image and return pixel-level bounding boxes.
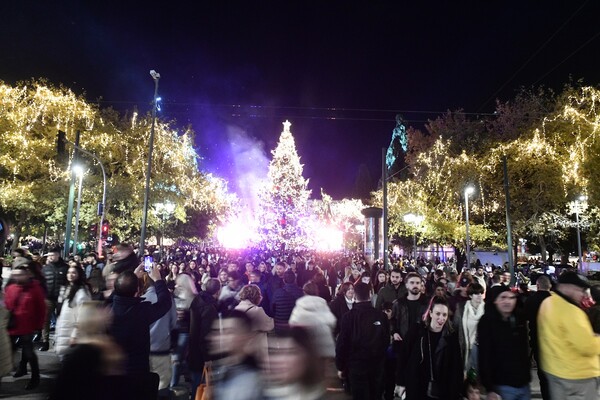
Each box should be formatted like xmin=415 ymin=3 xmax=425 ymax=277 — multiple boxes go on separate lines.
xmin=144 ymin=256 xmax=153 ymax=272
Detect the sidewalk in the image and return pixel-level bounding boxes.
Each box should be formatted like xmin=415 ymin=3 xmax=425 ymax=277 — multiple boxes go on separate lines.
xmin=0 ymin=345 xmax=60 ymax=399
xmin=0 ymin=342 xmax=543 ymax=399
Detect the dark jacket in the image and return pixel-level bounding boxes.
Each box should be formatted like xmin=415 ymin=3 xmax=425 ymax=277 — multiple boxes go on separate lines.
xmin=398 ymin=323 xmax=463 ymax=400
xmin=477 ymin=308 xmax=530 ymax=393
xmin=391 ymin=295 xmax=429 ymax=338
xmin=335 ymin=301 xmax=390 ymax=372
xmin=42 ymin=260 xmax=69 ymax=300
xmin=188 ymin=291 xmax=219 ymax=371
xmin=524 ymin=290 xmax=551 ymax=357
xmin=375 ymin=283 xmax=406 ymax=310
xmin=271 ymin=283 xmax=303 ymax=329
xmin=329 ymin=295 xmax=352 ymax=337
xmin=110 ymin=280 xmax=171 ymax=374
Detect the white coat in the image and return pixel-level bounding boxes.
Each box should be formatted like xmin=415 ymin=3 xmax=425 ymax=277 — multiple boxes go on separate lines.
xmin=289 ymin=295 xmax=336 ymax=358
xmin=54 ymin=286 xmax=91 ymax=358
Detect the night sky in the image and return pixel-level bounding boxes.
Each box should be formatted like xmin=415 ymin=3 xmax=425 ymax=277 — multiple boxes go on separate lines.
xmin=2 ymin=1 xmax=599 ymax=199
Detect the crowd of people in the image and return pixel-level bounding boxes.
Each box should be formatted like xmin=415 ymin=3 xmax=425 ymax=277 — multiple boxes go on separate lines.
xmin=0 ymin=243 xmax=599 ymax=400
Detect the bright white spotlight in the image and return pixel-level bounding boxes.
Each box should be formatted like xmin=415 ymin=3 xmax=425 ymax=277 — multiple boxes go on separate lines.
xmin=314 ymin=226 xmax=343 ymax=251
xmin=217 ymin=221 xmax=253 ymax=249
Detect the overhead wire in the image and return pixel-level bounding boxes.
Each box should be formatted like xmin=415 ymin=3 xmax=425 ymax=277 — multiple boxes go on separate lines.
xmin=477 ymin=0 xmax=590 ymax=112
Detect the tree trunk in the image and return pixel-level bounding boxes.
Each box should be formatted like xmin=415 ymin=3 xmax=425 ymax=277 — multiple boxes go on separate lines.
xmin=538 ymin=234 xmax=547 ymax=262
xmin=10 ymin=212 xmax=25 ymax=253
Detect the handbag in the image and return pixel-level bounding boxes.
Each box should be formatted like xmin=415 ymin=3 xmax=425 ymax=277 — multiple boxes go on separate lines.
xmin=195 ymin=363 xmax=212 ymax=400
xmin=426 ymin=330 xmax=441 ymax=399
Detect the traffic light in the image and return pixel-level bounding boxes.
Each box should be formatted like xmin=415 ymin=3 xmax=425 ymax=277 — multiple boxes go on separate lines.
xmin=101 ymin=221 xmax=110 ymax=240
xmin=90 ymin=223 xmax=98 ymax=239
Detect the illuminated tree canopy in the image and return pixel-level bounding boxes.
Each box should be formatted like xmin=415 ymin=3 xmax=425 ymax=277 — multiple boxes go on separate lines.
xmin=0 ymin=80 xmax=235 ymax=247
xmin=377 ymin=83 xmax=600 ymax=259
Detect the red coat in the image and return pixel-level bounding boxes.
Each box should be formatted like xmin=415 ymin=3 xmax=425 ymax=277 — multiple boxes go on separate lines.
xmin=4 ymin=280 xmax=46 ymax=335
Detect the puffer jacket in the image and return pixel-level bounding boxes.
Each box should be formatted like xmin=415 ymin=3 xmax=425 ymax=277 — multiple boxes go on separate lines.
xmin=42 ymin=261 xmax=69 ymax=300
xmin=289 ymin=295 xmax=336 ymax=357
xmin=55 ymin=286 xmax=92 ymax=357
xmin=4 ymin=280 xmax=46 ymax=335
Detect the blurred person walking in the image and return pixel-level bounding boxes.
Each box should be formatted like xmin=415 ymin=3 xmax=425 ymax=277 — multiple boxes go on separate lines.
xmin=0 ymin=291 xmax=13 ymax=388
xmin=170 ymin=273 xmax=196 ymax=387
xmin=263 ymin=327 xmax=325 ymax=400
xmin=208 ymin=310 xmax=263 ymax=400
xmin=188 ymin=278 xmax=221 ymax=398
xmin=5 ymin=266 xmax=46 ymax=390
xmin=49 ymin=301 xmax=124 ymax=400
xmin=538 ymin=271 xmax=600 ymax=400
xmin=289 ymin=282 xmax=336 ymax=359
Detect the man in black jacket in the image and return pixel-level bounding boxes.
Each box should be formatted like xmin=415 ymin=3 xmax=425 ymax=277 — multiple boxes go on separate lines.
xmin=336 ymin=282 xmax=390 ymax=400
xmin=271 ymin=270 xmax=303 ymax=332
xmin=110 ymin=265 xmax=172 ymax=375
xmin=524 ymin=275 xmax=552 ymax=400
xmin=478 ymin=286 xmax=530 ymax=400
xmin=40 ymin=248 xmax=68 ymax=351
xmin=188 ymin=278 xmax=220 ymax=399
xmin=375 ymin=268 xmax=405 ymax=309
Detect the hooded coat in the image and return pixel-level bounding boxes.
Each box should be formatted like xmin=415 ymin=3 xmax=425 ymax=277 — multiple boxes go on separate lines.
xmin=289 ymin=295 xmax=336 ymax=357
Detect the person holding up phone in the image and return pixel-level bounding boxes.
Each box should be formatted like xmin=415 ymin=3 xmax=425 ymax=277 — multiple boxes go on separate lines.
xmin=109 ymin=262 xmax=172 ymax=377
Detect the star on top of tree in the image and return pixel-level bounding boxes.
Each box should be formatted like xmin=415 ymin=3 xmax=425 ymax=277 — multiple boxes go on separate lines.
xmin=283 ymin=120 xmax=292 ymax=132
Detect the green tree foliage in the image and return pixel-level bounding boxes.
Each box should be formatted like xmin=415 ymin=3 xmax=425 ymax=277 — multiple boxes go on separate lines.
xmin=0 ymin=80 xmax=234 ymax=246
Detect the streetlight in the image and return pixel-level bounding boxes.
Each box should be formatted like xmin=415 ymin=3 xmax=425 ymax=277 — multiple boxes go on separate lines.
xmin=72 ymin=165 xmax=84 ymax=255
xmin=139 ymin=70 xmax=161 ymax=257
xmin=403 ymin=213 xmax=424 ymax=262
xmin=154 ymin=201 xmax=175 ymax=260
xmin=464 ymin=185 xmax=475 ymax=269
xmin=575 ymin=195 xmax=587 ymax=271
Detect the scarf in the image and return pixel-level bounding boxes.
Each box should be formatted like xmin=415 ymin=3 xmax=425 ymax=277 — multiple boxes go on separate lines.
xmin=462 ymin=299 xmax=484 ymax=363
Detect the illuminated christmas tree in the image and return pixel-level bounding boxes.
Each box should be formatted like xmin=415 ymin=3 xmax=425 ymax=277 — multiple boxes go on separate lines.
xmin=257 ymin=120 xmax=311 ymax=249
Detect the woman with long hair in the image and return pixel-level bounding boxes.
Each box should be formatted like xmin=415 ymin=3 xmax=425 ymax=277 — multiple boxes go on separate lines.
xmin=395 ymin=296 xmax=463 ymax=400
xmin=164 ymin=262 xmax=178 ymax=292
xmin=171 ymin=273 xmax=198 ymax=387
xmin=329 ymin=282 xmax=354 ymax=338
xmin=55 ymin=265 xmax=92 ymax=359
xmin=453 ymin=282 xmax=485 ymax=375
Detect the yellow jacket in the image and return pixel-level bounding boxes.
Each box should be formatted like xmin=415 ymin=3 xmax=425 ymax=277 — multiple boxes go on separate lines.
xmin=538 ymin=291 xmax=600 ymax=379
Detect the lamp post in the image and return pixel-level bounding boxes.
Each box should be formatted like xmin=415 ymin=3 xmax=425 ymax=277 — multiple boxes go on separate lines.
xmin=72 ymin=165 xmax=84 ymax=255
xmin=464 ymin=185 xmax=475 ymax=269
xmin=154 ymin=201 xmax=175 ymax=260
xmin=575 ymin=195 xmax=587 ymax=271
xmin=403 ymin=213 xmax=424 ymax=262
xmin=139 ymin=70 xmax=161 ymax=257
